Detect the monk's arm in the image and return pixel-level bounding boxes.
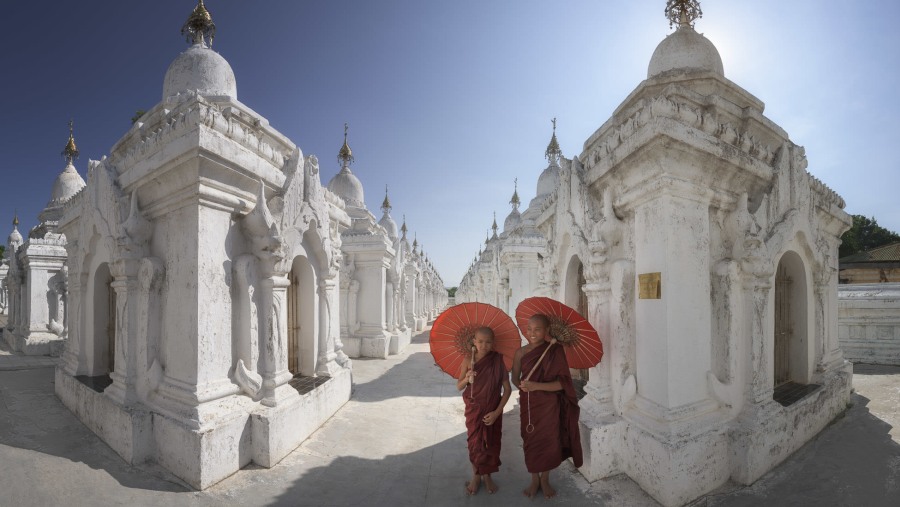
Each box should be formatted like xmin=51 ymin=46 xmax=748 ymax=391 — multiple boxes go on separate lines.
xmin=456 ymin=360 xmax=472 ymax=391
xmin=510 ymin=348 xmax=523 ymax=389
xmin=529 ymin=379 xmax=562 ymax=392
xmin=496 ymin=374 xmax=512 ymax=412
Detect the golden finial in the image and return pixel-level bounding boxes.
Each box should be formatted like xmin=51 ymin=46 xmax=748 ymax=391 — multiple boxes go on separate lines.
xmin=400 ymin=214 xmax=408 ymax=239
xmin=338 ymin=122 xmax=354 ymax=168
xmin=13 ymin=213 xmax=19 ymax=227
xmin=413 ymin=233 xmax=418 ymax=249
xmin=492 ymin=212 xmax=498 ymax=234
xmin=510 ymin=178 xmax=520 ymax=209
xmin=665 ymin=0 xmax=702 ymax=29
xmin=62 ymin=119 xmax=79 ymax=164
xmin=381 ymin=185 xmax=392 ymax=213
xmin=182 ymin=0 xmax=216 ymax=47
xmin=545 ymin=117 xmax=561 ymax=164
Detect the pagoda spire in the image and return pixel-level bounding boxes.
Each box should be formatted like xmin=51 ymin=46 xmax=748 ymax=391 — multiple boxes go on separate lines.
xmin=62 ymin=119 xmax=79 ymax=165
xmin=400 ymin=214 xmax=408 ymax=240
xmin=381 ymin=185 xmax=392 ymax=214
xmin=338 ymin=122 xmax=354 ymax=169
xmin=491 ymin=212 xmax=498 ymax=238
xmin=665 ymin=0 xmax=702 ymax=29
xmin=181 ymin=0 xmax=216 ymax=46
xmin=510 ymin=178 xmax=520 ymax=211
xmin=545 ymin=117 xmax=561 ymax=166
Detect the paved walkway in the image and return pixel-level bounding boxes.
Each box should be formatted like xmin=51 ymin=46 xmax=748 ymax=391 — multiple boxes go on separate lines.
xmin=0 ymin=327 xmax=898 ymax=506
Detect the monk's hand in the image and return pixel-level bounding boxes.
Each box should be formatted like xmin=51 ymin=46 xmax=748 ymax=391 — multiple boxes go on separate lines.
xmin=520 ymin=380 xmax=536 ymax=392
xmin=466 ymin=371 xmax=477 ymax=384
xmin=483 ymin=410 xmax=499 ymax=425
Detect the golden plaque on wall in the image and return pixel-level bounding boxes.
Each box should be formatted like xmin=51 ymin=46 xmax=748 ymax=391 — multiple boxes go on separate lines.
xmin=638 ymin=272 xmax=661 ymax=299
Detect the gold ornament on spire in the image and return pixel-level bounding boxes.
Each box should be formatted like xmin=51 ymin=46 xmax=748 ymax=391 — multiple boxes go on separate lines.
xmin=62 ymin=119 xmax=79 ymax=164
xmin=510 ymin=178 xmax=521 ymax=209
xmin=13 ymin=213 xmax=19 ymax=226
xmin=182 ymin=0 xmax=216 ymax=46
xmin=338 ymin=123 xmax=354 ymax=168
xmin=545 ymin=117 xmax=562 ymax=164
xmin=491 ymin=212 xmax=498 ymax=235
xmin=665 ymin=0 xmax=702 ymax=29
xmin=381 ymin=185 xmax=392 ymax=213
xmin=401 ymin=215 xmax=408 ymax=239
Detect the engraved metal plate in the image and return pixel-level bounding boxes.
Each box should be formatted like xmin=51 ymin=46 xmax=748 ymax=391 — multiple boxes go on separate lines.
xmin=638 ymin=272 xmax=661 ymax=299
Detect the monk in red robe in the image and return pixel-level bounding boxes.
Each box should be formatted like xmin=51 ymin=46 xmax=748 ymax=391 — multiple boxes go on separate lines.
xmin=512 ymin=314 xmax=582 ymax=498
xmin=457 ymin=327 xmax=512 ymax=495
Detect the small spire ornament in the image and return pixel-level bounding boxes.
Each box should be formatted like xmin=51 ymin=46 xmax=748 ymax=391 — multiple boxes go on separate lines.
xmin=545 ymin=117 xmax=562 ymax=165
xmin=62 ymin=119 xmax=79 ymax=164
xmin=338 ymin=123 xmax=354 ymax=168
xmin=665 ymin=0 xmax=702 ymax=29
xmin=381 ymin=185 xmax=392 ymax=214
xmin=182 ymin=0 xmax=216 ymax=46
xmin=510 ymin=178 xmax=521 ymax=210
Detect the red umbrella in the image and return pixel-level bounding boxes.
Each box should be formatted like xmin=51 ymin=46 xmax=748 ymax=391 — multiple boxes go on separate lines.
xmin=515 ymin=296 xmax=603 ymax=370
xmin=429 ymin=302 xmax=520 ymax=377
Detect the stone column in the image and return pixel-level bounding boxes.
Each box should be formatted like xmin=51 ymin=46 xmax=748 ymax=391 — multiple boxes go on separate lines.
xmin=105 ymin=257 xmax=140 ymax=405
xmin=316 ymin=278 xmax=341 ymax=376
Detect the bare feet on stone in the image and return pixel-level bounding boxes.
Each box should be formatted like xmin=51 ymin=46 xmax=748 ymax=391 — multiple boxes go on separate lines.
xmin=483 ymin=474 xmax=498 ymax=494
xmin=540 ymin=473 xmax=556 ymax=498
xmin=465 ymin=474 xmax=481 ymax=495
xmin=523 ymin=473 xmax=541 ymax=497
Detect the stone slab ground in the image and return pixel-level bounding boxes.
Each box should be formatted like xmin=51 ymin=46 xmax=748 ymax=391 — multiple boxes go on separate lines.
xmin=0 ymin=326 xmax=898 ymax=506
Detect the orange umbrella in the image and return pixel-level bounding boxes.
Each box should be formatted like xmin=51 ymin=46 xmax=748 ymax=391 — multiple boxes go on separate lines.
xmin=429 ymin=302 xmax=520 ymax=377
xmin=515 ymin=297 xmax=603 ymax=370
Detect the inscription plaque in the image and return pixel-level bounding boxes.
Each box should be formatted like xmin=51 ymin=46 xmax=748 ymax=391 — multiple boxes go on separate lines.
xmin=638 ymin=272 xmax=661 ymax=299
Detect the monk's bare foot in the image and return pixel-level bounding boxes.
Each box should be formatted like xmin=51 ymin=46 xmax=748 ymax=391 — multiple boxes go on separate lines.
xmin=483 ymin=474 xmax=498 ymax=494
xmin=540 ymin=474 xmax=556 ymax=498
xmin=465 ymin=475 xmax=481 ymax=496
xmin=523 ymin=474 xmax=540 ymax=497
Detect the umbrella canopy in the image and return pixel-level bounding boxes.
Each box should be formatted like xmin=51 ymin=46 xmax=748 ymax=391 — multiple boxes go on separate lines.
xmin=429 ymin=302 xmax=520 ymax=377
xmin=515 ymin=297 xmax=603 ymax=369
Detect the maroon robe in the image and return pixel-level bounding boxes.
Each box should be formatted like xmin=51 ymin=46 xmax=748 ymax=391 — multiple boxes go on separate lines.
xmin=519 ymin=341 xmax=582 ymax=473
xmin=464 ymin=351 xmax=507 ymax=475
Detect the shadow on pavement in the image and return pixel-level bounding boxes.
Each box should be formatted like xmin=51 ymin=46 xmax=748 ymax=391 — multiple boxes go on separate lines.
xmin=699 ymin=393 xmax=900 ymax=506
xmin=0 ymin=368 xmax=192 ymax=500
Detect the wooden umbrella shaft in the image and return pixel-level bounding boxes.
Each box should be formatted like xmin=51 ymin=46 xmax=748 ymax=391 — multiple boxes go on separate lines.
xmin=524 ymin=340 xmax=556 ymax=382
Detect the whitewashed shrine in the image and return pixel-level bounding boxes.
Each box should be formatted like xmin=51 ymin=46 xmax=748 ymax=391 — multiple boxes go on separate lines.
xmin=457 ymin=2 xmax=852 ymax=505
xmin=55 ymin=1 xmax=358 ymax=489
xmin=327 ymin=130 xmax=447 ymax=358
xmin=4 ymin=128 xmax=84 ymax=355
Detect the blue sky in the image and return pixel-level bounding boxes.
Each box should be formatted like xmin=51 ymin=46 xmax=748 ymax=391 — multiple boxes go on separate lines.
xmin=2 ymin=1 xmax=898 ymax=285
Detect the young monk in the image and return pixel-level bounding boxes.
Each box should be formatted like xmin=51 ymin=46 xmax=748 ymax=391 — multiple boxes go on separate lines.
xmin=511 ymin=313 xmax=582 ymax=498
xmin=456 ymin=326 xmax=512 ymax=495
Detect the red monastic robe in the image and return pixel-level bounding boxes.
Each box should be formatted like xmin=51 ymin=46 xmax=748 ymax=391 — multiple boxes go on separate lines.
xmin=519 ymin=341 xmax=582 ymax=473
xmin=464 ymin=351 xmax=507 ymax=475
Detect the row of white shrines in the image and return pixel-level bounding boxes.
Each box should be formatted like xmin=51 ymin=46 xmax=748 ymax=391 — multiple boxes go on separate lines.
xmin=1 ymin=0 xmax=448 ymax=496
xmin=2 ymin=2 xmax=856 ymax=506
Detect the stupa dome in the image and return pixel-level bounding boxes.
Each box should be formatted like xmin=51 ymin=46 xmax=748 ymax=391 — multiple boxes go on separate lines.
xmin=163 ymin=44 xmax=237 ymax=100
xmin=327 ymin=167 xmax=366 ymax=208
xmin=648 ymin=26 xmax=723 ymax=78
xmin=379 ymin=214 xmax=399 ymax=239
xmin=8 ymin=226 xmax=22 ymax=246
xmin=535 ymin=164 xmax=560 ymax=198
xmin=504 ymin=209 xmax=522 ymax=231
xmin=48 ymin=163 xmax=86 ymax=206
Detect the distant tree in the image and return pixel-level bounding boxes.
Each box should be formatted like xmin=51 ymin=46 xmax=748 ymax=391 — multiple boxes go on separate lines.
xmin=840 ymin=215 xmax=900 ymax=258
xmin=447 ymin=286 xmax=457 ymax=297
xmin=131 ymin=109 xmax=147 ymax=125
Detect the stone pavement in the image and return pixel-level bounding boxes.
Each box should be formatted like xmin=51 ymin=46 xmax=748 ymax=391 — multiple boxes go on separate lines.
xmin=0 ymin=326 xmax=898 ymax=507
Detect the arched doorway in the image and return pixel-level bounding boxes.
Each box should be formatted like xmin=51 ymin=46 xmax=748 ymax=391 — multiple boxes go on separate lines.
xmin=288 ymin=255 xmax=316 ymax=378
xmin=564 ymin=256 xmax=589 ymax=397
xmin=772 ymin=251 xmax=815 ymax=405
xmin=92 ymin=262 xmax=115 ymax=377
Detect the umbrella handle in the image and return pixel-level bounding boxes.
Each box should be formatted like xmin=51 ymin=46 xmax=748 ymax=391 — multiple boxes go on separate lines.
xmin=469 ymin=345 xmax=476 ymax=399
xmin=524 ymin=339 xmax=557 ymax=382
